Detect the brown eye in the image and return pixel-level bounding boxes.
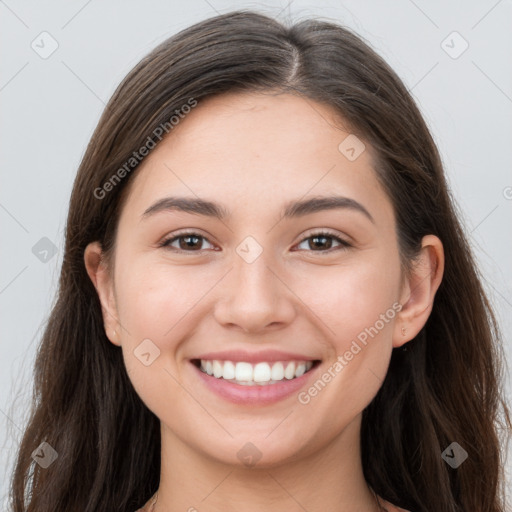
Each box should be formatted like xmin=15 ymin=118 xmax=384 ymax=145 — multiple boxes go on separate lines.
xmin=295 ymin=231 xmax=351 ymax=253
xmin=160 ymin=232 xmax=215 ymax=252
xmin=158 ymin=230 xmax=351 ymax=254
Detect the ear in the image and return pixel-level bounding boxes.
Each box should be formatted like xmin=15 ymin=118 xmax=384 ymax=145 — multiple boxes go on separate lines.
xmin=393 ymin=234 xmax=444 ymax=348
xmin=84 ymin=241 xmax=121 ymax=346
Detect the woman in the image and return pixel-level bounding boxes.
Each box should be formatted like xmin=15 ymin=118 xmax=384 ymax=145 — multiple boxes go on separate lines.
xmin=9 ymin=9 xmax=510 ymax=512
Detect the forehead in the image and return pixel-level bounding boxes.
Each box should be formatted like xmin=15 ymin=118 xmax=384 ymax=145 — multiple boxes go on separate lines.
xmin=119 ymin=91 xmax=393 ymax=226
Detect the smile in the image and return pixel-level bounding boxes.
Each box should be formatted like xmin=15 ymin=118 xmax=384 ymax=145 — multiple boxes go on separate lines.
xmin=195 ymin=359 xmax=316 ymax=386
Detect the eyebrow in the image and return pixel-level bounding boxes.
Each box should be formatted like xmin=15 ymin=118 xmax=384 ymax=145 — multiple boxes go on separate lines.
xmin=141 ymin=195 xmax=375 ymax=224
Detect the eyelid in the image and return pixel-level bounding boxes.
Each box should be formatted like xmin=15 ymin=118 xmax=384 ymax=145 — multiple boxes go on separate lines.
xmin=298 ymin=227 xmax=351 ymax=244
xmin=158 ymin=229 xmax=216 ymax=251
xmin=159 ymin=228 xmax=352 ymax=253
xmin=293 ymin=229 xmax=352 ymax=252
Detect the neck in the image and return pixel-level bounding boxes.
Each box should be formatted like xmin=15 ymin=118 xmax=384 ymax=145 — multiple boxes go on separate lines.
xmin=152 ymin=414 xmax=383 ymax=512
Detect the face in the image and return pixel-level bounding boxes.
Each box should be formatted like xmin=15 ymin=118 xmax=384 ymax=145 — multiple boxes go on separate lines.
xmin=89 ymin=91 xmax=411 ymax=467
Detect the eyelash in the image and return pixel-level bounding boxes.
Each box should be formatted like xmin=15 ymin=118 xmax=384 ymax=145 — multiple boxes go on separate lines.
xmin=158 ymin=230 xmax=352 ymax=254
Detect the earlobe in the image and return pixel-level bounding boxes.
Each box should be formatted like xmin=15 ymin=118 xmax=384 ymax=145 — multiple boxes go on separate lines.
xmin=393 ymin=235 xmax=445 ymax=348
xmin=84 ymin=241 xmax=121 ymax=346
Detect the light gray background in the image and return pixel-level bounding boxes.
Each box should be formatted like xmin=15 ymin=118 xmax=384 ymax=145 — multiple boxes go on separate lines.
xmin=1 ymin=0 xmax=511 ymax=507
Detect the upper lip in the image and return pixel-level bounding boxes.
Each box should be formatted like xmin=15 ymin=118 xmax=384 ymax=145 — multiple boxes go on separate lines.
xmin=193 ymin=349 xmax=319 ymax=364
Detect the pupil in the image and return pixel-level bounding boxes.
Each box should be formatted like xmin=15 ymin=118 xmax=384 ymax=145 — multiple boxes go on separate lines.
xmin=177 ymin=235 xmax=333 ymax=251
xmin=311 ymin=235 xmax=331 ymax=250
xmin=181 ymin=235 xmax=201 ymax=250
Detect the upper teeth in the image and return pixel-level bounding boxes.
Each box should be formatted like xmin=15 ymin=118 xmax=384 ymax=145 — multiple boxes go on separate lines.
xmin=199 ymin=360 xmax=314 ymax=385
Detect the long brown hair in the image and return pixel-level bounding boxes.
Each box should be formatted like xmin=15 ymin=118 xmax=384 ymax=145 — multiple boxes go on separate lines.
xmin=8 ymin=10 xmax=511 ymax=512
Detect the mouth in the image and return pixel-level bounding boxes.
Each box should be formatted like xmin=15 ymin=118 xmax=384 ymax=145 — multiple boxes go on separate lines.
xmin=191 ymin=358 xmax=321 ymax=386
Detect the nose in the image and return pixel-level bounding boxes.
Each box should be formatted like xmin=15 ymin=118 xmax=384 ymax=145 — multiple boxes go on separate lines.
xmin=213 ymin=249 xmax=296 ymax=334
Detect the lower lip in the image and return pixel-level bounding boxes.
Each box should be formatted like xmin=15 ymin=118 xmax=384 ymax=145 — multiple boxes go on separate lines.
xmin=191 ymin=361 xmax=319 ymax=405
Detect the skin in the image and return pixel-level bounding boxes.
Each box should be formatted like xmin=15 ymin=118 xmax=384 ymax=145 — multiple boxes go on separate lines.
xmin=85 ymin=91 xmax=444 ymax=512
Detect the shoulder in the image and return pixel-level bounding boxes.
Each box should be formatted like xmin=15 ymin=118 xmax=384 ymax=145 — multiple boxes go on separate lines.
xmin=380 ymin=498 xmax=412 ymax=512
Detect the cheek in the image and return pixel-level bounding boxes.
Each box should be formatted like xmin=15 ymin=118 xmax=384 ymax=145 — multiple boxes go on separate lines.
xmin=295 ymin=258 xmax=400 ymax=414
xmin=113 ymin=260 xmax=204 ymax=415
xmin=292 ymin=274 xmax=399 ymax=429
xmin=293 ymin=256 xmax=401 ymax=349
xmin=114 ymin=259 xmax=205 ymax=343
